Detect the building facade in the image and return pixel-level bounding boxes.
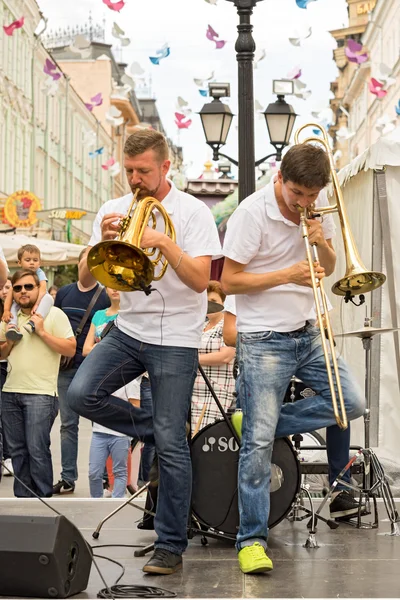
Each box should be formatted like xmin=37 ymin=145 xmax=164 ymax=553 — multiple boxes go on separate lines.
xmin=0 ymin=0 xmax=116 ymax=243
xmin=329 ymin=0 xmax=400 ymax=167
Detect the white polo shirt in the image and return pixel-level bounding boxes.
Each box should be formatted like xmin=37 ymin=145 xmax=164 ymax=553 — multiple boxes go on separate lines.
xmin=89 ymin=181 xmax=221 ymax=348
xmin=223 ymin=178 xmax=335 ymax=333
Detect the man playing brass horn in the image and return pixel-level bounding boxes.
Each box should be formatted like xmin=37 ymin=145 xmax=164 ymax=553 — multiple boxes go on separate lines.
xmin=221 ymin=143 xmax=365 ymax=575
xmin=68 ymin=129 xmax=221 ymax=575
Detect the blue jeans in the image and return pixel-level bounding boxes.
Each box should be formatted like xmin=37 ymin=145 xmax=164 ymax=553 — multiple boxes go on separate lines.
xmin=138 ymin=377 xmax=156 ymax=485
xmin=2 ymin=392 xmax=58 ymax=497
xmin=236 ymin=324 xmax=365 ymax=550
xmin=67 ymin=326 xmax=198 ymax=555
xmin=89 ymin=432 xmax=130 ymax=498
xmin=58 ymin=367 xmax=79 ymax=485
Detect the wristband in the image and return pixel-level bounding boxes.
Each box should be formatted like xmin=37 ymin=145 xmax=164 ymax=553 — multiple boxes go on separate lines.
xmin=172 ymin=250 xmax=184 ymax=271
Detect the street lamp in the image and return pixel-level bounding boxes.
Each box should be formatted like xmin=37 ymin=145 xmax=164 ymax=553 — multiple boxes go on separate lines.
xmin=201 ymin=1 xmax=298 ymax=202
xmin=218 ymin=158 xmax=232 ymax=177
xmin=199 ymin=81 xmax=297 ymax=170
xmin=199 ymin=83 xmax=234 ymax=163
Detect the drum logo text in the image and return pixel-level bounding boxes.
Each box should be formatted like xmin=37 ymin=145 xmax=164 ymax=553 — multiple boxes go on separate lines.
xmin=202 ymin=436 xmax=239 ymax=453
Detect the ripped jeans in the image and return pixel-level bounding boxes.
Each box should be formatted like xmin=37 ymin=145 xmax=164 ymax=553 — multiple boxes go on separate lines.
xmin=236 ymin=324 xmax=365 ymax=550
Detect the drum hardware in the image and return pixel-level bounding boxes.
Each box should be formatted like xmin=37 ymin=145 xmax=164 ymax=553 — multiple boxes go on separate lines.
xmin=335 ymin=322 xmax=400 ymax=534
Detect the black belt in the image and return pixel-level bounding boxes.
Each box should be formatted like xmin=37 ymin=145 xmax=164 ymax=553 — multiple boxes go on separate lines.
xmin=290 ymin=321 xmax=311 ymax=334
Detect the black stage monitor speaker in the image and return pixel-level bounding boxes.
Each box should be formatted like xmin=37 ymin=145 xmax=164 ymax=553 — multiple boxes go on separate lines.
xmin=0 ymin=514 xmax=92 ymax=598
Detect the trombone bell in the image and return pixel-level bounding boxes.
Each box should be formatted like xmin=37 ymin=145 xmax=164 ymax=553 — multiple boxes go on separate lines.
xmin=332 ymin=269 xmax=386 ymax=297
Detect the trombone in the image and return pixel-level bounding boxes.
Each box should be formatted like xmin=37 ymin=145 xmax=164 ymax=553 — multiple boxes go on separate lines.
xmin=294 ymin=123 xmax=386 ymax=429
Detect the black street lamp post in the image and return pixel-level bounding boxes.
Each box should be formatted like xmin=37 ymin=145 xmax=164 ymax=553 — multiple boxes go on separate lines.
xmin=226 ymin=0 xmax=264 ymax=201
xmin=199 ymin=1 xmax=298 ymax=203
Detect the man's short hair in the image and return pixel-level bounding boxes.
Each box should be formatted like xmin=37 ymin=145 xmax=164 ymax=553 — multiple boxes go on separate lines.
xmin=17 ymin=244 xmax=41 ymax=261
xmin=11 ymin=269 xmax=40 ymax=287
xmin=207 ymin=280 xmax=226 ymax=303
xmin=280 ymin=143 xmax=331 ymax=189
xmin=124 ymin=129 xmax=169 ymax=163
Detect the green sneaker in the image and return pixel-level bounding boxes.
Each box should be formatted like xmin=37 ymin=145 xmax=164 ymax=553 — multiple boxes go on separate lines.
xmin=231 ymin=409 xmax=243 ymax=440
xmin=238 ymin=542 xmax=273 ymax=574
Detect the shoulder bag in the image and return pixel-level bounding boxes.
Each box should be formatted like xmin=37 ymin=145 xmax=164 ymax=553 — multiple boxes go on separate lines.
xmin=59 ymin=285 xmax=104 ymax=371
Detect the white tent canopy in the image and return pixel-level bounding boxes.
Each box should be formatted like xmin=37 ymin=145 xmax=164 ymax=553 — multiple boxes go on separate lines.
xmin=325 ymin=130 xmax=400 ymax=492
xmin=0 ymin=234 xmax=86 ymax=267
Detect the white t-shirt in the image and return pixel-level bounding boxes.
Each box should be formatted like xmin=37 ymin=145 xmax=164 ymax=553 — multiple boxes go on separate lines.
xmin=224 ymin=295 xmax=236 ymax=316
xmin=93 ymin=376 xmax=142 ymax=436
xmin=0 ymin=246 xmax=8 ymax=270
xmin=89 ymin=181 xmax=221 ymax=348
xmin=223 ymin=179 xmax=336 ymax=333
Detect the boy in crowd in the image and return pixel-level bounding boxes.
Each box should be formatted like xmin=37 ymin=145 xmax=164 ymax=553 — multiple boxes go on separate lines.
xmin=2 ymin=244 xmax=53 ymax=341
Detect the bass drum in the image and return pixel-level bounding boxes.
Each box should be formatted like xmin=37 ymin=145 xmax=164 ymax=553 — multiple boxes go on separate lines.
xmin=191 ymin=419 xmax=301 ymax=536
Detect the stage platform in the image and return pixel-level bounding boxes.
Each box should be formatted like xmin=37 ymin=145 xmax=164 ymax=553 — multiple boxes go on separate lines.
xmin=0 ymin=498 xmax=399 ymax=598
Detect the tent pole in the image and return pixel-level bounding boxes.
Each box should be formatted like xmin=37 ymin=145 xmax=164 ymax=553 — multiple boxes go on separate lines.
xmin=374 ymin=168 xmax=400 ymax=399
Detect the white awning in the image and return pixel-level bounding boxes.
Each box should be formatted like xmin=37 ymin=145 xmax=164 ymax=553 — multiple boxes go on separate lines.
xmin=0 ymin=234 xmax=86 ymax=267
xmin=338 ymin=127 xmax=400 ymax=186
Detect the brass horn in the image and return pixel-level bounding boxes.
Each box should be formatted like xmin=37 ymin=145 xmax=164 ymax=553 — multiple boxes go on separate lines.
xmin=295 ymin=123 xmax=386 ymax=298
xmin=294 ymin=123 xmax=386 ymax=429
xmin=87 ymin=189 xmax=176 ymax=292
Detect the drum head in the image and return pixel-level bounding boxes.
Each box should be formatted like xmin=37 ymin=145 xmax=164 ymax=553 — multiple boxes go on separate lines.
xmin=191 ymin=420 xmax=301 ymax=536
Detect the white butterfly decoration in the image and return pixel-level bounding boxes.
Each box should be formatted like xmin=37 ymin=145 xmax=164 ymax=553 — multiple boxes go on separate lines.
xmin=68 ymin=34 xmax=91 ymax=59
xmin=336 ymin=126 xmax=355 ymax=140
xmin=289 ymin=25 xmax=312 ymax=46
xmin=106 ymin=105 xmax=124 ymax=127
xmin=375 ymin=63 xmax=397 ymax=89
xmin=293 ymin=79 xmax=312 ymax=100
xmin=375 ymin=114 xmax=397 ymax=136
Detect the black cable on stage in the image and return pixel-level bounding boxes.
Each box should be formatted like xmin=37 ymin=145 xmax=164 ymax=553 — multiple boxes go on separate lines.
xmin=97 ymin=584 xmax=177 ymax=599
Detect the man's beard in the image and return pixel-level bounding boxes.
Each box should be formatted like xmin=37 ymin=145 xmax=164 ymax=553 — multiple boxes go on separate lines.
xmin=18 ymin=298 xmax=36 ymax=309
xmin=129 ymin=178 xmax=162 ymax=200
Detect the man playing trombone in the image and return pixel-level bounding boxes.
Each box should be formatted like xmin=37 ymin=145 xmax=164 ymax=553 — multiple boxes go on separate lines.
xmin=221 ymin=141 xmax=365 ymax=575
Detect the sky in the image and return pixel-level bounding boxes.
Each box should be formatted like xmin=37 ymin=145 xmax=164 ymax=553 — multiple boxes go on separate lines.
xmin=36 ymin=0 xmax=349 ymax=178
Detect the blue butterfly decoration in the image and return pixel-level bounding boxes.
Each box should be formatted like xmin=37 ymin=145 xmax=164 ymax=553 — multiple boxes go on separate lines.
xmin=89 ymin=147 xmax=104 ymax=158
xmin=149 ymin=45 xmax=170 ymax=65
xmin=395 ymin=100 xmax=400 ymax=117
xmin=296 ymin=0 xmax=317 ymax=8
xmin=199 ymin=89 xmax=208 ymax=97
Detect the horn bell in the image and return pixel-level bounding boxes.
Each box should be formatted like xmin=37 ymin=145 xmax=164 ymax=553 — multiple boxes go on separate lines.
xmin=87 ymin=241 xmax=154 ymax=292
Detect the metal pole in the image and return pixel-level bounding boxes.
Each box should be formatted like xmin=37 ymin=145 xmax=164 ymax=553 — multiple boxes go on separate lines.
xmin=228 ymin=0 xmax=263 ymax=202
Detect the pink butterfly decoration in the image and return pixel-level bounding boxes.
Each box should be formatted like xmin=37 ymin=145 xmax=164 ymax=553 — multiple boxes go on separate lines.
xmin=43 ymin=59 xmax=61 ymax=81
xmin=102 ymin=0 xmax=125 ymax=11
xmin=3 ymin=16 xmax=25 ymax=36
xmin=102 ymin=157 xmax=116 ymax=170
xmin=206 ymin=24 xmax=226 ymax=49
xmin=345 ymin=39 xmax=368 ymax=64
xmin=369 ymin=78 xmax=387 ymax=98
xmin=175 ymin=114 xmax=192 ymax=129
xmin=286 ymin=65 xmax=302 ymax=80
xmin=85 ymin=93 xmax=103 ymax=111
xmin=206 ymin=25 xmax=219 ymax=41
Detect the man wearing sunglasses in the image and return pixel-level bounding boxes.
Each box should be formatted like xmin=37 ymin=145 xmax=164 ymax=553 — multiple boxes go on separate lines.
xmin=0 ymin=270 xmax=76 ymax=497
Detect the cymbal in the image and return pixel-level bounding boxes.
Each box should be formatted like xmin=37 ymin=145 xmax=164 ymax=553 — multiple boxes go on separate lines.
xmin=335 ymin=326 xmax=399 ymax=339
xmin=207 ymin=300 xmax=224 ymax=314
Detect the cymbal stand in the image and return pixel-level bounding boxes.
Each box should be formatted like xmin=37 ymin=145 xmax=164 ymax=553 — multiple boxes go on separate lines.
xmin=315 ymin=326 xmax=400 ymax=535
